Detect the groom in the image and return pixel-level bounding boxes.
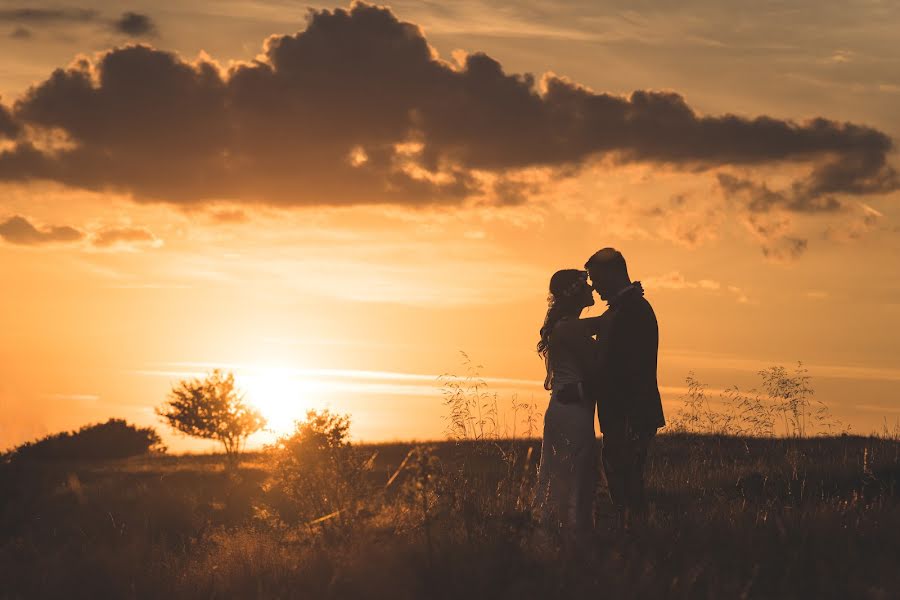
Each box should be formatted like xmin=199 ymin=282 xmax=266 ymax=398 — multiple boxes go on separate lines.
xmin=585 ymin=248 xmax=665 ymax=523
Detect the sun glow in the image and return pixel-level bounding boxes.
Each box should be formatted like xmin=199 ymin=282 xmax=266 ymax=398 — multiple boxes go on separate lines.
xmin=239 ymin=367 xmax=321 ymax=435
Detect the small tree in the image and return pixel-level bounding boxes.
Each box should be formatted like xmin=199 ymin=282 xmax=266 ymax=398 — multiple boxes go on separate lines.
xmin=156 ymin=369 xmax=265 ymax=464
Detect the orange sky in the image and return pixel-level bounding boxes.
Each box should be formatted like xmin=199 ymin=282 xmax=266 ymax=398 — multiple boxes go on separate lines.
xmin=1 ymin=1 xmax=899 ymax=451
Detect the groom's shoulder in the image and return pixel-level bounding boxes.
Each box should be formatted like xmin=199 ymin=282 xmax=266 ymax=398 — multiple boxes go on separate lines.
xmin=623 ymin=294 xmax=657 ymax=324
xmin=638 ymin=295 xmax=656 ymax=314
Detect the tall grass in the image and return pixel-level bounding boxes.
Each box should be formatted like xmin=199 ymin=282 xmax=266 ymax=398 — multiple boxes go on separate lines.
xmin=668 ymin=363 xmax=847 ymax=437
xmin=1 ymin=359 xmax=898 ymax=598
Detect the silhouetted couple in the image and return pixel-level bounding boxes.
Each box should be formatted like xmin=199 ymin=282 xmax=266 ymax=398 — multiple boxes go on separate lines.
xmin=533 ymin=248 xmax=665 ymax=540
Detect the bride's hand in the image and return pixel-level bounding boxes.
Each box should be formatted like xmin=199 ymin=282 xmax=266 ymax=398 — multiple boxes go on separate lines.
xmin=633 ymin=280 xmax=644 ymax=297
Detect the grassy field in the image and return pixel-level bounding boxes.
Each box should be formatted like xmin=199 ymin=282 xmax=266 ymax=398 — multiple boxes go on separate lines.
xmin=2 ymin=434 xmax=899 ymax=599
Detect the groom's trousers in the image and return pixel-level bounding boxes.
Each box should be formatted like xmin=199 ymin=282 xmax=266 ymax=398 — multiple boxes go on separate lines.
xmin=601 ymin=420 xmax=655 ymax=513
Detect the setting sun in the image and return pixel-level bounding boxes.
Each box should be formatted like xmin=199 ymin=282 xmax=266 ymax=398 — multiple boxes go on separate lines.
xmin=239 ymin=367 xmax=323 ymax=436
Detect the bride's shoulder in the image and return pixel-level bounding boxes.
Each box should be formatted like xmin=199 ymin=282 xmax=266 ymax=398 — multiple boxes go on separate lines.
xmin=552 ymin=316 xmax=585 ymax=337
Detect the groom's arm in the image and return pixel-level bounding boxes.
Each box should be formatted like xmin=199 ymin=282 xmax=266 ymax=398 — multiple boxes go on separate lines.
xmin=616 ymin=301 xmax=662 ymax=425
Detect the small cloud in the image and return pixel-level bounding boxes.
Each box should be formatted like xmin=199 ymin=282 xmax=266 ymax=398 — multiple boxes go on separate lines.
xmin=0 ymin=214 xmax=83 ymax=245
xmin=208 ymin=208 xmax=249 ymax=224
xmin=806 ymin=290 xmax=829 ymax=299
xmin=761 ymin=237 xmax=808 ymax=262
xmin=91 ymin=226 xmax=161 ymax=249
xmin=824 ymin=202 xmax=883 ymax=242
xmin=645 ymin=271 xmax=751 ymax=303
xmin=718 ymin=173 xmax=842 ymax=214
xmin=0 ymin=8 xmax=98 ymax=24
xmin=645 ymin=271 xmax=716 ymax=290
xmin=9 ymin=26 xmax=31 ymax=39
xmin=827 ymin=50 xmax=854 ymax=64
xmin=741 ymin=213 xmax=809 ymax=262
xmin=44 ymin=393 xmax=100 ymax=402
xmin=112 ymin=12 xmax=157 ymax=37
xmin=726 ymin=285 xmax=752 ymax=304
xmin=492 ymin=177 xmax=540 ymax=205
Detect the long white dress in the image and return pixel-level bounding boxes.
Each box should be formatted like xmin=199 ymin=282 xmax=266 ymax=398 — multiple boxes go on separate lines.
xmin=532 ymin=317 xmax=598 ymax=536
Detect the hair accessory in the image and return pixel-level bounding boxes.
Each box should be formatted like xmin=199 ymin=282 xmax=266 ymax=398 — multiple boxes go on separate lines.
xmin=556 ymin=271 xmax=588 ymax=298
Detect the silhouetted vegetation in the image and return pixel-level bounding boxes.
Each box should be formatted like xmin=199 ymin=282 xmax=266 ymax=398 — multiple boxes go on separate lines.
xmin=1 ymin=365 xmax=897 ymax=598
xmin=264 ymin=409 xmax=375 ymax=534
xmin=1 ymin=431 xmax=898 ymax=599
xmin=156 ymin=369 xmax=265 ymax=465
xmin=669 ymin=363 xmax=846 ymax=437
xmin=6 ymin=418 xmax=163 ymax=462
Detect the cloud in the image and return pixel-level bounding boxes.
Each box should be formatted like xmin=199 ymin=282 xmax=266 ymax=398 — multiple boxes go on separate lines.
xmin=112 ymin=12 xmax=157 ymax=37
xmin=763 ymin=238 xmax=808 ymax=261
xmin=0 ymin=214 xmax=162 ymax=250
xmin=823 ymin=202 xmax=884 ymax=242
xmin=0 ymin=2 xmax=896 ymax=210
xmin=0 ymin=7 xmax=158 ymax=39
xmin=628 ymin=193 xmax=724 ymax=248
xmin=91 ymin=225 xmax=161 ymax=248
xmin=0 ymin=101 xmax=19 ymax=138
xmin=0 ymin=8 xmax=98 ymax=24
xmin=717 ymin=173 xmax=843 ymax=213
xmin=9 ymin=26 xmax=32 ymax=39
xmin=645 ymin=271 xmax=721 ymax=291
xmin=207 ymin=208 xmax=250 ymax=224
xmin=644 ymin=270 xmax=751 ymax=303
xmin=0 ymin=214 xmax=83 ymax=245
xmin=741 ymin=213 xmax=809 ymax=262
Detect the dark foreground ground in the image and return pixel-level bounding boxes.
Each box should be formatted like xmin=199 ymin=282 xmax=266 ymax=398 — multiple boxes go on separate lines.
xmin=2 ymin=434 xmax=899 ymax=599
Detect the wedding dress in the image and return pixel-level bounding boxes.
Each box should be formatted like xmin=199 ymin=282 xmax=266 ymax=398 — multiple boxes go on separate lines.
xmin=532 ymin=317 xmax=597 ymax=536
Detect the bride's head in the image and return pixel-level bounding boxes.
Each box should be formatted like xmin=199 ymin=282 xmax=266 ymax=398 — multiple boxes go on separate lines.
xmin=537 ymin=269 xmax=594 ymax=389
xmin=547 ymin=269 xmax=594 ymax=313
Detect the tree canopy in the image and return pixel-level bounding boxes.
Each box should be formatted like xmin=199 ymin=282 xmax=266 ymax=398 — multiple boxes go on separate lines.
xmin=156 ymin=369 xmax=265 ymax=463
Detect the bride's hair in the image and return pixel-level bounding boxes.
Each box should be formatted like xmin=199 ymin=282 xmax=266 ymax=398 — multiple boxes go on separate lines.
xmin=537 ymin=269 xmax=588 ymax=390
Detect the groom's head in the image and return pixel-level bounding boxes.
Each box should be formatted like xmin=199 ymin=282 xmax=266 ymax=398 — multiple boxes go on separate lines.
xmin=585 ymin=248 xmax=631 ymax=301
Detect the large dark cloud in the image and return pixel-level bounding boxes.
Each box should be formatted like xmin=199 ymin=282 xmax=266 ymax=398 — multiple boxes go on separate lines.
xmin=0 ymin=214 xmax=83 ymax=245
xmin=0 ymin=1 xmax=896 ymax=208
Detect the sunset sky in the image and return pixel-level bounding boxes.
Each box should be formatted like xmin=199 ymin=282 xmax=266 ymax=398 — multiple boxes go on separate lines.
xmin=1 ymin=0 xmax=899 ymax=452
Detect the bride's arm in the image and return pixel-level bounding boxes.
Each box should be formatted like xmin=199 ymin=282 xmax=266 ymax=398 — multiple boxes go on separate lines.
xmin=553 ymin=319 xmax=597 ymax=370
xmin=578 ymin=311 xmax=614 ymax=337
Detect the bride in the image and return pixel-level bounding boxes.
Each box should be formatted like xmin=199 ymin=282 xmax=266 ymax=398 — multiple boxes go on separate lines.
xmin=532 ymin=269 xmax=619 ymax=539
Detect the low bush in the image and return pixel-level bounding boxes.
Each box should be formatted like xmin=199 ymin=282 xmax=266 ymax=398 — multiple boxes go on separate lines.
xmin=9 ymin=418 xmax=164 ymax=462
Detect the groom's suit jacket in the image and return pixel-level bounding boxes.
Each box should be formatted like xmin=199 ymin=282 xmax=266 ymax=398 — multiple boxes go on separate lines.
xmin=594 ymin=286 xmax=665 ymax=433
